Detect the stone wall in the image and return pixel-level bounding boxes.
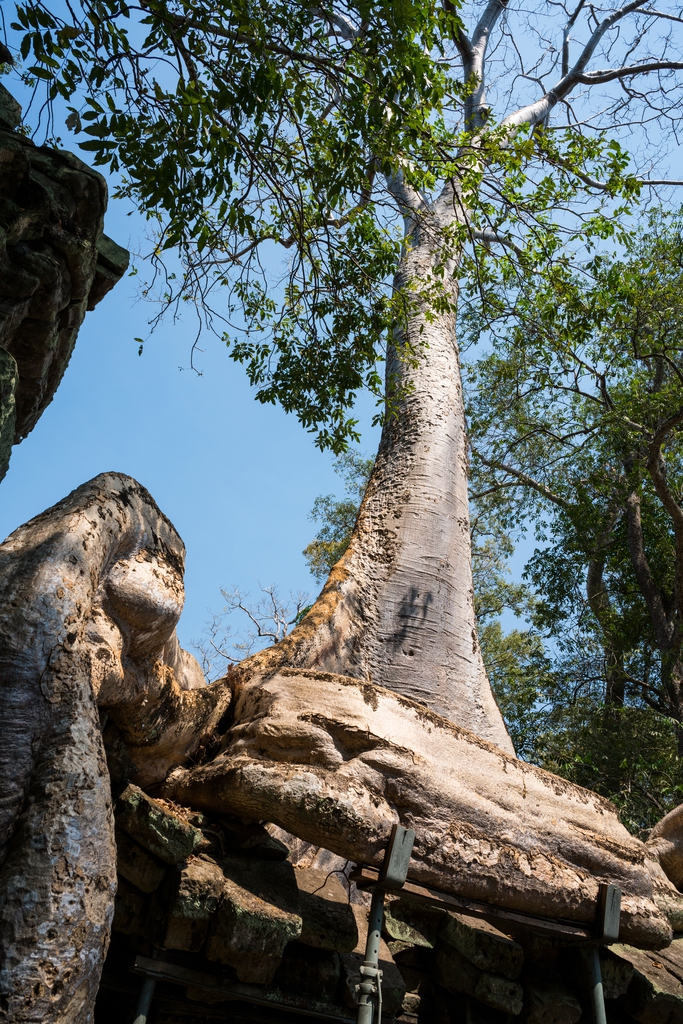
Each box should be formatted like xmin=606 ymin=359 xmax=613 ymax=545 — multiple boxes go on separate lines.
xmin=0 ymin=84 xmax=128 ymax=481
xmin=100 ymin=784 xmax=683 ymax=1024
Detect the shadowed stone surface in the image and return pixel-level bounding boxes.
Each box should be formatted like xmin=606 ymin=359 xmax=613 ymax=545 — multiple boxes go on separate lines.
xmin=613 ymin=938 xmax=683 ymax=1023
xmin=295 ymin=864 xmax=359 ymax=952
xmin=524 ymin=981 xmax=582 ymax=1024
xmin=114 ymin=827 xmax=166 ymax=894
xmin=439 ymin=911 xmax=524 ymax=980
xmin=0 ymin=84 xmax=128 ymax=481
xmin=116 ymin=785 xmax=204 ymax=865
xmin=163 ymin=856 xmax=227 ymax=953
xmin=205 ymin=857 xmax=302 ymax=983
xmin=434 ymin=942 xmax=524 ymax=1015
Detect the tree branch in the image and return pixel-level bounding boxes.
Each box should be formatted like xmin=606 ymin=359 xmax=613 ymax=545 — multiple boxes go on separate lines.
xmin=646 ymin=432 xmax=683 ymax=627
xmin=473 ymin=451 xmax=572 ymax=511
xmin=310 ymin=8 xmax=360 ymax=41
xmin=470 ymin=227 xmax=524 ymax=257
xmin=578 ymin=60 xmax=683 ymax=84
xmin=503 ymin=0 xmax=664 ymax=128
xmin=562 ymin=0 xmax=587 ymax=78
xmin=385 ymin=170 xmax=426 ymax=229
xmin=465 ymin=0 xmax=509 ymax=127
xmin=586 ymin=509 xmax=622 ymax=626
xmin=625 ymin=489 xmax=676 ymax=649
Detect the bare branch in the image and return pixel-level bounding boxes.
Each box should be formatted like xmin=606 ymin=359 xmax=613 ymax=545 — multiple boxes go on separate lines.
xmin=579 ymin=60 xmax=683 ymax=85
xmin=471 ymin=227 xmax=524 ymax=257
xmin=639 ymin=9 xmax=683 ymax=25
xmin=466 ymin=0 xmax=510 ymax=127
xmin=625 ymin=490 xmax=676 ymax=649
xmin=474 ymin=451 xmax=573 ymax=510
xmin=310 ymin=8 xmax=360 ymax=41
xmin=503 ymin=0 xmax=669 ymax=127
xmin=563 ymin=0 xmax=587 ymax=78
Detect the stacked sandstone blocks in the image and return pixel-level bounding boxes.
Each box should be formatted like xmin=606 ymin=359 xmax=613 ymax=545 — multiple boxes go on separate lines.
xmin=103 ymin=785 xmax=683 ymax=1024
xmin=0 ymin=83 xmax=128 ymax=480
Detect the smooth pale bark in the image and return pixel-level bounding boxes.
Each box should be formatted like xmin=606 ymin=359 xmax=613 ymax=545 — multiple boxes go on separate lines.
xmin=648 ymin=804 xmax=683 ymax=891
xmin=229 ymin=236 xmax=513 ymax=754
xmin=0 ymin=473 xmax=229 ymax=1023
xmin=165 ymin=667 xmax=683 ymax=951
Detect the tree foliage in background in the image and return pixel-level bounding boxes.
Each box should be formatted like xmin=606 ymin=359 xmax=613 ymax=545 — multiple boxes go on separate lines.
xmin=9 ymin=0 xmax=678 ymax=449
xmin=9 ymin=0 xmax=465 ymax=448
xmin=303 ymin=450 xmax=374 ymax=581
xmin=464 ymin=210 xmax=683 ymax=833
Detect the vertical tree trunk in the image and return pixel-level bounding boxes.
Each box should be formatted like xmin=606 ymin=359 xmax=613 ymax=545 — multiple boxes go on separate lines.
xmin=247 ymin=237 xmax=513 ymax=753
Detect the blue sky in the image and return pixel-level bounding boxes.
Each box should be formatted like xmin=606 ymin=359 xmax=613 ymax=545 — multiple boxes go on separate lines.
xmin=0 ymin=189 xmax=380 ymax=650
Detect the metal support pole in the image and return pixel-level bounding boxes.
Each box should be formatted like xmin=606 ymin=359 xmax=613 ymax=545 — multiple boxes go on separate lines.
xmin=585 ymin=947 xmax=607 ymax=1024
xmin=356 ymin=824 xmax=415 ymax=1024
xmin=132 ymin=976 xmax=156 ymax=1024
xmin=356 ymin=886 xmax=384 ymax=1024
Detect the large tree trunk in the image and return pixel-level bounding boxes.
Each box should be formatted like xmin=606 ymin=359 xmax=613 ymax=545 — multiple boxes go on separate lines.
xmin=4 ymin=181 xmax=683 ymax=1022
xmin=230 ymin=236 xmax=513 ymax=753
xmin=166 ymin=666 xmax=680 ymax=950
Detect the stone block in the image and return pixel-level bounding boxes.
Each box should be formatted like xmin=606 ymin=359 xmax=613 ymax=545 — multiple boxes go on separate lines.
xmin=218 ymin=816 xmax=290 ymax=860
xmin=116 ymin=785 xmax=203 ymax=864
xmin=0 ymin=92 xmax=128 ymax=482
xmin=384 ymin=897 xmax=445 ymax=948
xmin=613 ymin=940 xmax=683 ymax=1024
xmin=600 ymin=948 xmax=634 ymax=1000
xmin=115 ymin=827 xmax=166 ymax=893
xmin=439 ymin=912 xmax=524 ymax=980
xmin=434 ymin=943 xmax=524 ymax=1016
xmin=112 ymin=877 xmax=148 ymax=937
xmin=0 ymin=85 xmax=22 ymax=130
xmin=205 ymin=856 xmax=302 ymax=984
xmin=163 ymin=856 xmax=226 ymax=953
xmin=294 ymin=865 xmax=358 ymax=952
xmin=524 ymin=981 xmax=582 ymax=1024
xmin=399 ymin=966 xmax=433 ymax=1018
xmin=389 ymin=940 xmax=433 ymax=970
xmin=273 ymin=943 xmax=341 ymax=1000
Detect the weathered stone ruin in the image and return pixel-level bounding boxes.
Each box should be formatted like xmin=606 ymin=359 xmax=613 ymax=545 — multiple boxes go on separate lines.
xmin=0 ymin=82 xmax=128 ymax=481
xmin=102 ymin=780 xmax=683 ymax=1024
xmin=2 ymin=469 xmax=683 ymax=1024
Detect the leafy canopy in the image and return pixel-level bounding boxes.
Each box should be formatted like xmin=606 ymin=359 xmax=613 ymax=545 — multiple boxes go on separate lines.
xmin=11 ymin=0 xmax=463 ymax=448
xmin=8 ymin=0 xmax=648 ymax=448
xmin=463 ymin=210 xmax=683 ymax=828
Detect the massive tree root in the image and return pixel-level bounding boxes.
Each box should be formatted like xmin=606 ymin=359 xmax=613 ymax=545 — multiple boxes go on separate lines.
xmin=165 ymin=667 xmax=682 ymax=950
xmin=0 ymin=474 xmax=229 ymax=1022
xmin=2 ymin=473 xmax=683 ymax=1023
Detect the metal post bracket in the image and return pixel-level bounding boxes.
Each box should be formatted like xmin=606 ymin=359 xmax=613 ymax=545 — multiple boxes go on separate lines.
xmin=597 ymin=884 xmax=621 ymax=944
xmin=378 ymin=824 xmax=415 ymax=890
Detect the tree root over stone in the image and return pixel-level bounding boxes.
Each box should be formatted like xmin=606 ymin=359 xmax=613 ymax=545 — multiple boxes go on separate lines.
xmin=1 ymin=472 xmax=683 ymax=1024
xmin=164 ymin=666 xmax=682 ymax=950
